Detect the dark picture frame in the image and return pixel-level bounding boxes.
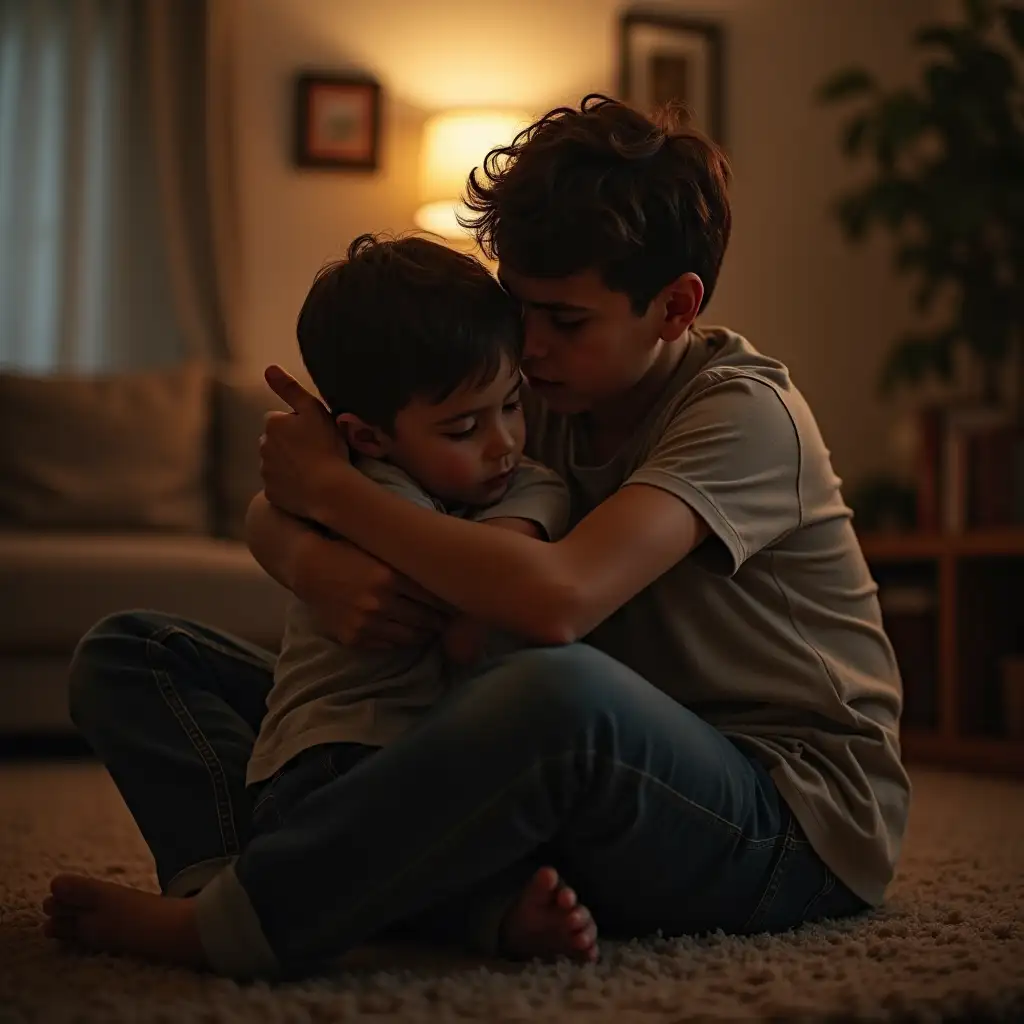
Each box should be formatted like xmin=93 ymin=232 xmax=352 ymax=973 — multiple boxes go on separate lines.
xmin=618 ymin=11 xmax=725 ymax=145
xmin=294 ymin=73 xmax=381 ymax=170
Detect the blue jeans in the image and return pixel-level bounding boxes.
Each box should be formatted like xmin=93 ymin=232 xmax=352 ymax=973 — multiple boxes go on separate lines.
xmin=68 ymin=611 xmax=867 ymax=979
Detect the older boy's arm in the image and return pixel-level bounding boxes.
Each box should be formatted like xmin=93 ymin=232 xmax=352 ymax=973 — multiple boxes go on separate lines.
xmin=440 ymin=517 xmax=545 ymax=665
xmin=245 ymin=492 xmax=450 ymax=647
xmin=306 ymin=462 xmax=708 ymax=644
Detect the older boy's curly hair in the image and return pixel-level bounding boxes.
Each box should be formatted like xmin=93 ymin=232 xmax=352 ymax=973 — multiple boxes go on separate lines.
xmin=462 ymin=94 xmax=731 ymax=314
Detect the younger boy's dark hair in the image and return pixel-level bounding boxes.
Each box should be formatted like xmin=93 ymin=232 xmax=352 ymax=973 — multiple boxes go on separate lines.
xmin=297 ymin=234 xmax=522 ymax=432
xmin=463 ymin=94 xmax=731 ymax=314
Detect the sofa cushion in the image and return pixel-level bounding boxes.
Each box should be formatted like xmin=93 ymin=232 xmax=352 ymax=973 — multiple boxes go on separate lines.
xmin=0 ymin=532 xmax=289 ymax=652
xmin=0 ymin=363 xmax=210 ymax=532
xmin=213 ymin=371 xmax=290 ymax=540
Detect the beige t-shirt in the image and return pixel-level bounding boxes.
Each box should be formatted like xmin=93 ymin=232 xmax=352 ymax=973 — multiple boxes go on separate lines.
xmin=525 ymin=327 xmax=911 ymax=907
xmin=247 ymin=457 xmax=569 ymax=786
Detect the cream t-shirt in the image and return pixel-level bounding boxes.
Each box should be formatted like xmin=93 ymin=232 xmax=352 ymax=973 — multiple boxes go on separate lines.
xmin=247 ymin=457 xmax=570 ymax=786
xmin=525 ymin=327 xmax=911 ymax=907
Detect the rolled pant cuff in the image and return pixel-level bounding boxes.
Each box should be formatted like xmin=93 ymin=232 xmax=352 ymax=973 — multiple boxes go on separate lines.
xmin=467 ymin=886 xmax=519 ymax=956
xmin=193 ymin=862 xmax=280 ymax=980
xmin=165 ymin=856 xmax=237 ymax=898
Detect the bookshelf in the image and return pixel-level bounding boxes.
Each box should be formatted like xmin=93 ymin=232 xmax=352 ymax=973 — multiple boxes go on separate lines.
xmin=859 ymin=529 xmax=1024 ymax=775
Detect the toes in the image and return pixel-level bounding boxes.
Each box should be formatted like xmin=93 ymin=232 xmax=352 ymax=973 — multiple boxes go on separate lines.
xmin=573 ymin=922 xmax=598 ymax=950
xmin=43 ymin=914 xmax=79 ymax=943
xmin=43 ymin=894 xmax=81 ymax=919
xmin=555 ymin=886 xmax=578 ymax=911
xmin=532 ymin=867 xmax=560 ymax=897
xmin=567 ymin=906 xmax=592 ymax=931
xmin=50 ymin=874 xmax=101 ymax=907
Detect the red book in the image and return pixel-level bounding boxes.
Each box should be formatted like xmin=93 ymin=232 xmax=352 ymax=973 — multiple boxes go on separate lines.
xmin=916 ymin=406 xmax=943 ymax=532
xmin=970 ymin=426 xmax=1016 ymax=528
xmin=941 ymin=406 xmax=1013 ymax=532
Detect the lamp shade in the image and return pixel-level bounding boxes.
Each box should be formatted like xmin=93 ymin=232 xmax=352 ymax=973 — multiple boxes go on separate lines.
xmin=415 ymin=110 xmax=530 ymax=239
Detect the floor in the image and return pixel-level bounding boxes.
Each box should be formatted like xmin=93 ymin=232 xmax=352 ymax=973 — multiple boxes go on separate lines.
xmin=1 ymin=761 xmax=1022 ymax=1023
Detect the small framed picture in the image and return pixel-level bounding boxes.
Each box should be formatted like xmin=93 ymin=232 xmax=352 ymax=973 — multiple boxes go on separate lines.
xmin=294 ymin=73 xmax=381 ymax=170
xmin=619 ymin=12 xmax=724 ymax=145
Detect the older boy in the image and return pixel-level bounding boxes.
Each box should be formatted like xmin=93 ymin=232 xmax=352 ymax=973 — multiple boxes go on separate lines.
xmin=47 ymin=96 xmax=909 ymax=980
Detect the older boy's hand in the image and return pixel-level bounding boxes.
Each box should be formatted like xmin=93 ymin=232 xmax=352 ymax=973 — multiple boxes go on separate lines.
xmin=296 ymin=532 xmax=453 ymax=648
xmin=260 ymin=364 xmax=348 ymax=518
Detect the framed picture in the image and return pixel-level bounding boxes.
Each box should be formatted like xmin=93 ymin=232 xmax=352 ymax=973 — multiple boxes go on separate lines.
xmin=619 ymin=12 xmax=724 ymax=145
xmin=294 ymin=73 xmax=381 ymax=170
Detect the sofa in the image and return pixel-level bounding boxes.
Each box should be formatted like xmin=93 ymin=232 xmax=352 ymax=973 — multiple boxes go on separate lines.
xmin=0 ymin=362 xmax=292 ymax=734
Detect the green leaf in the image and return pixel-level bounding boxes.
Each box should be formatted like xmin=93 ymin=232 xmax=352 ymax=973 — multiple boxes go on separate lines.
xmin=865 ymin=178 xmax=922 ymax=229
xmin=879 ymin=332 xmax=956 ymax=394
xmin=1003 ymin=6 xmax=1024 ymax=51
xmin=966 ymin=46 xmax=1016 ymax=95
xmin=962 ymin=0 xmax=995 ymax=30
xmin=932 ymin=333 xmax=955 ymax=379
xmin=835 ymin=193 xmax=872 ymax=241
xmin=896 ymin=242 xmax=933 ymax=273
xmin=817 ymin=67 xmax=875 ymax=102
xmin=925 ymin=62 xmax=960 ymax=105
xmin=873 ymin=90 xmax=929 ymax=161
xmin=842 ymin=114 xmax=871 ymax=156
xmin=915 ymin=26 xmax=967 ymax=52
xmin=914 ymin=279 xmax=942 ymax=313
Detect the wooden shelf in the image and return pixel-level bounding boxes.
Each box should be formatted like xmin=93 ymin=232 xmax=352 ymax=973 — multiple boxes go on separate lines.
xmin=860 ymin=534 xmax=1024 ymax=775
xmin=858 ymin=528 xmax=1024 ymax=561
xmin=901 ymin=730 xmax=1024 ymax=775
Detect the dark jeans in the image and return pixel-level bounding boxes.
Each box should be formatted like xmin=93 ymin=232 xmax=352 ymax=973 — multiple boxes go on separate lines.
xmin=68 ymin=610 xmax=867 ymax=979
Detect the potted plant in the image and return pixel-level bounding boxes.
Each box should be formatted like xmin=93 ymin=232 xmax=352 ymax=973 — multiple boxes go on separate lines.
xmin=818 ymin=0 xmax=1024 ymax=406
xmin=818 ymin=0 xmax=1024 ymax=530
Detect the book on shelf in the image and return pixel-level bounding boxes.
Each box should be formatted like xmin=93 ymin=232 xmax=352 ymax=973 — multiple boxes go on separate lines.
xmin=914 ymin=404 xmax=1022 ymax=533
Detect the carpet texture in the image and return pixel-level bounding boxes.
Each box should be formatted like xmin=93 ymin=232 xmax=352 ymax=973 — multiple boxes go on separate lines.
xmin=0 ymin=762 xmax=1022 ymax=1023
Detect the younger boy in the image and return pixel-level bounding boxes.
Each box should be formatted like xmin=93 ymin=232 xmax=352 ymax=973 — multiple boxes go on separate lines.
xmin=246 ymin=234 xmax=569 ymax=814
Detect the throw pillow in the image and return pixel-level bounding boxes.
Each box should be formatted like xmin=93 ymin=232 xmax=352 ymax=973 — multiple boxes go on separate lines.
xmin=0 ymin=362 xmax=211 ymax=532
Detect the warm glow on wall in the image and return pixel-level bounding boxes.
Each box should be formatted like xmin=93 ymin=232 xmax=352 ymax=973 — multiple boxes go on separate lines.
xmin=415 ymin=110 xmax=530 ymax=240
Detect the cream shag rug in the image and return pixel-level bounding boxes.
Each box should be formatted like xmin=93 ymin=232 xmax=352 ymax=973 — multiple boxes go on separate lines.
xmin=0 ymin=762 xmax=1022 ymax=1023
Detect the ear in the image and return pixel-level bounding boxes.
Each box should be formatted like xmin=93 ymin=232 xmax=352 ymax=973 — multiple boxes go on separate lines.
xmin=335 ymin=413 xmax=391 ymax=458
xmin=659 ymin=273 xmax=705 ymax=342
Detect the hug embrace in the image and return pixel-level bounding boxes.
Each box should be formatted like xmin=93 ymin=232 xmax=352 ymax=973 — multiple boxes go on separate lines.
xmin=43 ymin=94 xmax=910 ymax=980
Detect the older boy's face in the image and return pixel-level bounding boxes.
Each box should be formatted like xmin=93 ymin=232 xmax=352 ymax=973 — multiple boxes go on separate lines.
xmin=388 ymin=357 xmax=526 ymax=507
xmin=497 ymin=267 xmax=668 ymax=415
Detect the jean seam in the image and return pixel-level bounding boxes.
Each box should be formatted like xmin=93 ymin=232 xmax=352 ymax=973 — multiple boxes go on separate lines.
xmin=251 ymin=781 xmax=277 ymax=822
xmin=252 ymin=790 xmax=282 ymax=833
xmin=148 ymin=619 xmax=272 ymax=672
xmin=148 ymin=628 xmax=240 ymax=858
xmin=740 ymin=813 xmax=799 ymax=933
xmin=800 ymin=868 xmax=836 ymax=920
xmin=322 ymin=748 xmax=341 ymax=781
xmin=334 ymin=749 xmax=784 ymax=934
xmin=603 ymin=758 xmax=784 ymax=848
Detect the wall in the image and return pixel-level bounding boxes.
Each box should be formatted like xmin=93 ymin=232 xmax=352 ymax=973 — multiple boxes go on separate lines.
xmin=233 ymin=0 xmax=946 ymax=488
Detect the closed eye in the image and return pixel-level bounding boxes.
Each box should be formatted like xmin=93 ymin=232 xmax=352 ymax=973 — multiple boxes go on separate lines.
xmin=444 ymin=420 xmax=476 ymax=440
xmin=551 ymin=315 xmax=588 ymax=332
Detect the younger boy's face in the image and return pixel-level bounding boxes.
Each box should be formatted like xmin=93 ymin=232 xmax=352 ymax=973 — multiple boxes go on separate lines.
xmin=497 ymin=267 xmax=677 ymax=415
xmin=387 ymin=358 xmax=526 ymax=507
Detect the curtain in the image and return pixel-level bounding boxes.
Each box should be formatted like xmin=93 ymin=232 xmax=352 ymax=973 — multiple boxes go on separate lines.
xmin=0 ymin=0 xmax=239 ymax=372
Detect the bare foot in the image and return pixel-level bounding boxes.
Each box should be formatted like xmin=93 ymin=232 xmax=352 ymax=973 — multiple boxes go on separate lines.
xmin=499 ymin=866 xmax=599 ymax=963
xmin=42 ymin=874 xmax=206 ymax=970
